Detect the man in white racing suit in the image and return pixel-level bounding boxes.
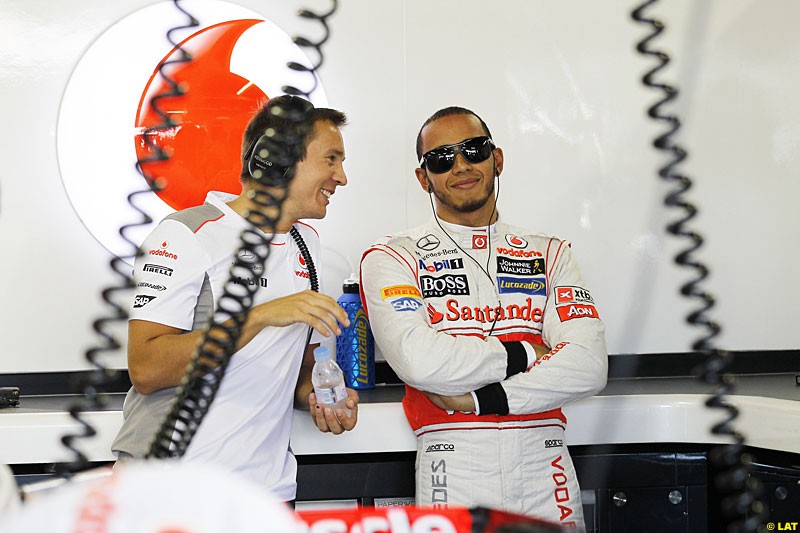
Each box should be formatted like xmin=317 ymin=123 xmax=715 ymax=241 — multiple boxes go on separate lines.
xmin=360 ymin=107 xmax=607 ymax=529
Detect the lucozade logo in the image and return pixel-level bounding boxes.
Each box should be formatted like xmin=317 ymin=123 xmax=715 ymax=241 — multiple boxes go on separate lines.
xmin=57 ymin=1 xmax=328 ymax=263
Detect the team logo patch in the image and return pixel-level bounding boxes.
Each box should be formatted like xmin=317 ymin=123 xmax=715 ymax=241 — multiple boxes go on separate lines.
xmin=381 ymin=285 xmax=422 ymax=299
xmin=472 ymin=234 xmax=487 ymax=249
xmin=391 ymin=297 xmax=424 ymax=312
xmin=555 ymin=286 xmax=594 ymax=305
xmin=420 ymin=275 xmax=469 ymax=298
xmin=496 ymin=257 xmax=544 ymax=276
xmin=505 ymin=234 xmax=528 ymax=248
xmin=557 ymin=303 xmax=599 ymax=321
xmin=417 ymin=234 xmax=440 ymax=251
xmin=497 ymin=276 xmax=546 ymax=295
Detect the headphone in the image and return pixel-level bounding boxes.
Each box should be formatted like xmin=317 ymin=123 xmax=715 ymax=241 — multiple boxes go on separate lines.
xmin=243 ymin=134 xmax=294 ymax=186
xmin=243 ymin=96 xmax=316 ymax=186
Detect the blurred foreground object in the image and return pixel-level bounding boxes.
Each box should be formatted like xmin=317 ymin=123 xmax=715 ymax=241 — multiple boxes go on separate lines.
xmin=0 ymin=460 xmax=303 ymax=532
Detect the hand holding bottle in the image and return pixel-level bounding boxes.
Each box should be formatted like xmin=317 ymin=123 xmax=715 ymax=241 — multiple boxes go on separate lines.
xmin=310 ymin=346 xmax=359 ymax=433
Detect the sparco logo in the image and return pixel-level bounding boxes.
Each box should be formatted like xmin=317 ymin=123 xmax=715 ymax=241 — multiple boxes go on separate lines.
xmin=133 ymin=295 xmax=156 ymax=308
xmin=416 ymin=234 xmax=440 ymax=251
xmin=420 ymin=275 xmax=469 ymax=298
xmin=496 ymin=257 xmax=544 ymax=276
xmin=425 ymin=443 xmax=455 ymax=453
xmin=143 ymin=263 xmax=173 ymax=277
xmin=545 ymin=439 xmax=563 ymax=449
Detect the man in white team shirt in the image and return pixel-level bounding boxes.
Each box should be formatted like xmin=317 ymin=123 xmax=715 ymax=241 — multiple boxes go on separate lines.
xmin=112 ymin=96 xmax=359 ymax=504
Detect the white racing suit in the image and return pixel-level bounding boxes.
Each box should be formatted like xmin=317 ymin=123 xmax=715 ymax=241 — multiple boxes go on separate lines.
xmin=360 ymin=219 xmax=608 ymax=530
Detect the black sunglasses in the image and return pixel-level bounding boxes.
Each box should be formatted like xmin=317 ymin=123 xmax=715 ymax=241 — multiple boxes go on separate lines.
xmin=419 ymin=136 xmax=496 ymax=174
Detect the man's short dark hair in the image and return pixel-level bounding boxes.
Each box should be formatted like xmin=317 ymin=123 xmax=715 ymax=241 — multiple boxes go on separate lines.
xmin=240 ymin=95 xmax=347 ymax=183
xmin=415 ymin=106 xmax=493 ymax=161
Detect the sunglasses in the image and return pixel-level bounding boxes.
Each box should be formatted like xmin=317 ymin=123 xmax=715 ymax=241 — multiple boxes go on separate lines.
xmin=419 ymin=136 xmax=496 ymax=174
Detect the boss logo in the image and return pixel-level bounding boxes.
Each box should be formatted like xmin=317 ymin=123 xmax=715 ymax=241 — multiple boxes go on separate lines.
xmin=420 ymin=275 xmax=469 ymax=298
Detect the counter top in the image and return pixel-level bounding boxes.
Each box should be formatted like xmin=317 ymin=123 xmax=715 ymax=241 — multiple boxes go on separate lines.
xmin=2 ymin=374 xmax=798 ymax=465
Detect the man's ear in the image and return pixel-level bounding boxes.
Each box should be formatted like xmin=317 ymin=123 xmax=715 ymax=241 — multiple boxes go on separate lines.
xmin=415 ymin=167 xmax=431 ymax=193
xmin=493 ymin=146 xmax=504 ymax=177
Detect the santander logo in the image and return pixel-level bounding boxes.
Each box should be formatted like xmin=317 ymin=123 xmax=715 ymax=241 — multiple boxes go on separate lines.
xmin=56 ymin=1 xmax=328 ymax=263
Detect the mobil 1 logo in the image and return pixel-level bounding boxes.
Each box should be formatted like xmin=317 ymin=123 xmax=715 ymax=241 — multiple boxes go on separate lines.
xmin=419 ymin=274 xmax=470 ymax=298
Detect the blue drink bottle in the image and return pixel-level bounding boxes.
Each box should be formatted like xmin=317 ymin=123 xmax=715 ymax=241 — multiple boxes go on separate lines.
xmin=335 ymin=274 xmax=375 ymax=389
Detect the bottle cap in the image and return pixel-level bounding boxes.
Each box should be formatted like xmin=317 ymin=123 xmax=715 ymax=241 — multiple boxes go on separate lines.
xmin=313 ymin=346 xmax=331 ymax=362
xmin=342 ymin=272 xmax=359 ymax=294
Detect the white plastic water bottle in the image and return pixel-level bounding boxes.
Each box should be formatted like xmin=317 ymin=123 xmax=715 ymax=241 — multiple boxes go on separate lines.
xmin=311 ymin=346 xmax=351 ymax=417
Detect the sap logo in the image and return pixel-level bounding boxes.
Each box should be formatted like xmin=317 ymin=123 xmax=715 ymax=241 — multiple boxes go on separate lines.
xmin=391 ymin=297 xmax=423 ymax=312
xmin=418 ymin=258 xmax=464 ymax=272
xmin=133 ymin=295 xmax=156 ymax=308
xmin=556 ymin=304 xmax=599 ymax=322
xmin=555 ymin=286 xmax=594 ymax=304
xmin=497 ymin=257 xmax=544 ymax=276
xmin=497 ymin=276 xmax=546 ymax=295
xmin=544 ymin=439 xmax=563 ymax=449
xmin=425 ymin=443 xmax=455 ymax=453
xmin=143 ymin=263 xmax=173 ymax=277
xmin=420 ymin=275 xmax=469 ymax=298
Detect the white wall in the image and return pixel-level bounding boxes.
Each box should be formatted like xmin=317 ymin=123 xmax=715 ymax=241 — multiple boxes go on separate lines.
xmin=1 ymin=0 xmax=798 ymax=373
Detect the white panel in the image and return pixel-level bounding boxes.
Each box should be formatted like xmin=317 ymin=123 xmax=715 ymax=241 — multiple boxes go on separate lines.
xmin=0 ymin=0 xmax=797 ymax=374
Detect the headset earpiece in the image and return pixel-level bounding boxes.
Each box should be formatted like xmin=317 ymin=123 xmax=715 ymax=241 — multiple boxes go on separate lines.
xmin=244 ymin=135 xmax=293 ymax=186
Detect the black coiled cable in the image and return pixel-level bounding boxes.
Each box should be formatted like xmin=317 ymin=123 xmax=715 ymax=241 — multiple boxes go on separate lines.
xmin=630 ymin=1 xmax=767 ymax=531
xmin=147 ymin=0 xmax=338 ymax=459
xmin=53 ymin=0 xmax=199 ymax=478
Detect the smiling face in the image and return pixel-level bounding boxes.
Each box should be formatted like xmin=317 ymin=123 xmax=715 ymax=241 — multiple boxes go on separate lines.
xmin=279 ymin=119 xmax=347 ymax=227
xmin=415 ymin=113 xmax=503 ymax=227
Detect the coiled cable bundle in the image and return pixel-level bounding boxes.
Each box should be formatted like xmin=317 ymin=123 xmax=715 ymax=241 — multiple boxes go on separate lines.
xmin=147 ymin=0 xmax=338 ymax=459
xmin=53 ymin=0 xmax=200 ymax=478
xmin=630 ymin=1 xmax=766 ymax=530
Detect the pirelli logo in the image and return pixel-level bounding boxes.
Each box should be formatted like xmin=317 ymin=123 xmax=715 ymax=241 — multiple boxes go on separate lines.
xmin=381 ymin=285 xmax=422 ymax=300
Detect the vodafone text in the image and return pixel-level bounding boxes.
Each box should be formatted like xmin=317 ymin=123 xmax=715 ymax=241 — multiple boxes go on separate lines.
xmin=551 ymin=455 xmax=576 ymax=526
